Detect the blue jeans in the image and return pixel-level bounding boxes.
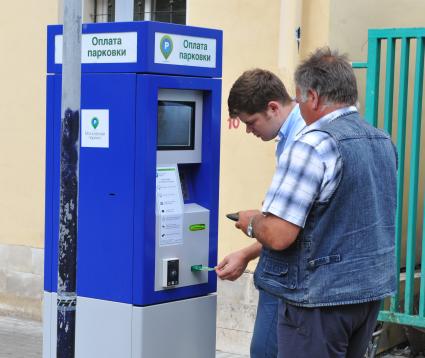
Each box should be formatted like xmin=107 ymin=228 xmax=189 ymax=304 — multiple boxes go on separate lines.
xmin=250 ymin=289 xmax=278 ymax=358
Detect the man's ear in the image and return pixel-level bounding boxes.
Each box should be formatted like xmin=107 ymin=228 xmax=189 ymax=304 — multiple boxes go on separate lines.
xmin=309 ymin=89 xmax=320 ymax=110
xmin=266 ymin=101 xmax=280 ymax=113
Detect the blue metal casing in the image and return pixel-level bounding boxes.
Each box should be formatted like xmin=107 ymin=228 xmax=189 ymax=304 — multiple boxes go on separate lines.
xmin=44 ymin=21 xmax=222 ymax=306
xmin=47 ymin=21 xmax=223 ymax=78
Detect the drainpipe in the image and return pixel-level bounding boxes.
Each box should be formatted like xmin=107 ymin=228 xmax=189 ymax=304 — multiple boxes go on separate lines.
xmin=278 ymin=0 xmax=303 ymax=86
xmin=115 ymin=0 xmax=135 ymax=21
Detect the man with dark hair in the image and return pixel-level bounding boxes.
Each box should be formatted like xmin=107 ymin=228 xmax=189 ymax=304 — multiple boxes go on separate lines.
xmin=232 ymin=48 xmax=397 ymax=358
xmin=216 ymin=68 xmax=305 ymax=358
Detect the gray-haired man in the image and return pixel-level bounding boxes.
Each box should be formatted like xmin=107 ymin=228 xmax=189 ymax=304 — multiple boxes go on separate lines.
xmin=235 ymin=48 xmax=397 ymax=358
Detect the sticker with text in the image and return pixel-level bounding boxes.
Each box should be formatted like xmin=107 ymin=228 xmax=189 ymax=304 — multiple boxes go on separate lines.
xmin=81 ymin=109 xmax=109 ymax=148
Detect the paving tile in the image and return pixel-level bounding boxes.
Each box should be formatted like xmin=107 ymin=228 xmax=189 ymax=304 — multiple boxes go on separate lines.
xmin=0 ymin=316 xmax=42 ymax=358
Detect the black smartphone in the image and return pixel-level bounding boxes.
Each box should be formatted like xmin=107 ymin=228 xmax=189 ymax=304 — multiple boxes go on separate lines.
xmin=226 ymin=212 xmax=239 ymax=221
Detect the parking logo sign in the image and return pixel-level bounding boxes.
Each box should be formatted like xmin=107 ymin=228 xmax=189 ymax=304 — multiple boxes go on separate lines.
xmin=160 ymin=35 xmax=173 ymax=59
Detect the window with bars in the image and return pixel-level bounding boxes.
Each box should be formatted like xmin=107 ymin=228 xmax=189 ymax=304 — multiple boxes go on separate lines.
xmin=134 ymin=0 xmax=186 ymax=24
xmin=93 ymin=0 xmax=115 ymax=22
xmin=93 ymin=0 xmax=186 ymax=24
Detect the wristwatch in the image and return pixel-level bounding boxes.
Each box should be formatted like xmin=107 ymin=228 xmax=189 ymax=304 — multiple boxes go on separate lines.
xmin=247 ymin=217 xmax=255 ymax=238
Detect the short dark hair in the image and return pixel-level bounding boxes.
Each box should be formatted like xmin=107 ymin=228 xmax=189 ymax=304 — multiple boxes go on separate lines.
xmin=294 ymin=47 xmax=358 ymax=106
xmin=228 ymin=69 xmax=292 ymax=118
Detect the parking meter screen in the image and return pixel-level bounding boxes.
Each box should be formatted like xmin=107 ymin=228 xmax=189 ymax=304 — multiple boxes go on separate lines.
xmin=157 ymin=101 xmax=195 ymax=150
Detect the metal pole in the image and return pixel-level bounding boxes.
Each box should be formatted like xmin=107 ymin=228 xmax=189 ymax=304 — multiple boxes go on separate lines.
xmin=169 ymin=0 xmax=174 ymax=23
xmin=94 ymin=0 xmax=97 ymax=22
xmin=115 ymin=0 xmax=134 ymax=21
xmin=57 ymin=0 xmax=82 ymax=357
xmin=143 ymin=0 xmax=151 ymax=20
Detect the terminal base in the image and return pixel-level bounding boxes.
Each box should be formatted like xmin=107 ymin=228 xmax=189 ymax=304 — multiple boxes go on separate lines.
xmin=43 ymin=292 xmax=216 ymax=358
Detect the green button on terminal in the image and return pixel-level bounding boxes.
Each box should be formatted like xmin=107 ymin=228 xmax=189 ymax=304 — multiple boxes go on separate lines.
xmin=189 ymin=224 xmax=206 ymax=231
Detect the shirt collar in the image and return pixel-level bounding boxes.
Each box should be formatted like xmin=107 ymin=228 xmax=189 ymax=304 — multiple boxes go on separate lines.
xmin=301 ymin=105 xmax=357 ymax=134
xmin=278 ymin=104 xmax=301 ymax=140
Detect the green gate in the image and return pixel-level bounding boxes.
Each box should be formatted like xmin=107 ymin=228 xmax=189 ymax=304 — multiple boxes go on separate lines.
xmin=353 ymin=28 xmax=425 ymax=328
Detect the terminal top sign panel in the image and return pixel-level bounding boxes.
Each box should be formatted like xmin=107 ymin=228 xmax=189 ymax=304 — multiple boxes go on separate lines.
xmin=154 ymin=33 xmax=216 ymax=68
xmin=54 ymin=32 xmax=138 ymax=64
xmin=47 ymin=21 xmax=223 ymax=78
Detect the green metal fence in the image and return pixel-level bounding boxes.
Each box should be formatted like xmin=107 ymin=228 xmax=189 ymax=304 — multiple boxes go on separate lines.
xmin=353 ymin=28 xmax=425 ymax=328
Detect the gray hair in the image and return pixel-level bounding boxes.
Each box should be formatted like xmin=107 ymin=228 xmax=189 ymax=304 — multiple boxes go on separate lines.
xmin=294 ymin=47 xmax=358 ymax=106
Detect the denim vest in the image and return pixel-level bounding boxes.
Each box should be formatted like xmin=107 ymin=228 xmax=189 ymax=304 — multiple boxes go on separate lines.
xmin=254 ymin=112 xmax=397 ymax=307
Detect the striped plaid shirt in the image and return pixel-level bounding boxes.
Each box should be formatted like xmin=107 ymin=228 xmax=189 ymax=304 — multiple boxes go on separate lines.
xmin=262 ymin=106 xmax=358 ymax=228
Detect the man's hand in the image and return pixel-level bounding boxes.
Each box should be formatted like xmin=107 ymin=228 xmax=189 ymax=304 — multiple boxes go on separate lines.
xmin=235 ymin=209 xmax=262 ymax=236
xmin=216 ymin=242 xmax=262 ymax=281
xmin=216 ymin=250 xmax=250 ymax=281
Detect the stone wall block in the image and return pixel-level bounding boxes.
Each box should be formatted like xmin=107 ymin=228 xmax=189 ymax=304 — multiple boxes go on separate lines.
xmin=0 ymin=244 xmax=44 ymax=320
xmin=6 ymin=245 xmax=32 ymax=273
xmin=0 ymin=244 xmax=8 ymax=266
xmin=217 ymin=301 xmax=257 ymax=330
xmin=0 ymin=293 xmax=42 ymax=321
xmin=31 ymin=248 xmax=44 ymax=275
xmin=218 ymin=273 xmax=258 ymax=305
xmin=216 ymin=326 xmax=252 ymax=356
xmin=6 ymin=271 xmax=43 ymax=300
xmin=0 ymin=270 xmax=6 ymax=292
xmin=246 ymin=272 xmax=259 ymax=306
xmin=216 ymin=272 xmax=258 ymax=355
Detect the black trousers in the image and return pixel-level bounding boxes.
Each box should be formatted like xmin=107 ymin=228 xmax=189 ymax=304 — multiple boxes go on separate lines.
xmin=277 ymin=299 xmax=381 ymax=358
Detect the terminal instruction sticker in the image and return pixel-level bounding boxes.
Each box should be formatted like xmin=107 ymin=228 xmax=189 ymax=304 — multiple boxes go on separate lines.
xmin=55 ymin=32 xmax=138 ymax=64
xmin=81 ymin=110 xmax=109 ymax=148
xmin=154 ymin=32 xmax=216 ymax=68
xmin=156 ymin=166 xmax=184 ymax=247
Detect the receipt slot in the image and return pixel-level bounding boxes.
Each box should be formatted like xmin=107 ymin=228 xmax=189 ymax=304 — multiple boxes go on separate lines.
xmin=43 ymin=21 xmax=222 ymax=358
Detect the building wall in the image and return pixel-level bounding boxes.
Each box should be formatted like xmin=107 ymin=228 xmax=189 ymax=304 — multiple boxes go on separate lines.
xmin=190 ymin=1 xmax=283 ymax=274
xmin=328 ymin=0 xmax=425 ymax=111
xmin=188 ymin=1 xmax=330 ymax=352
xmin=328 ymin=0 xmax=425 ymax=266
xmin=299 ymin=0 xmax=330 ymax=59
xmin=188 ymin=0 xmax=331 ymax=273
xmin=0 ymin=2 xmax=57 ymax=249
xmin=190 ymin=0 xmax=425 ymax=354
xmin=0 ymin=0 xmax=424 ymax=355
xmin=0 ymin=0 xmax=57 ymax=319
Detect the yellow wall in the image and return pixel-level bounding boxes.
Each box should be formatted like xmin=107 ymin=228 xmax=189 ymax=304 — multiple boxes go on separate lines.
xmin=189 ymin=0 xmax=287 ymax=268
xmin=0 ymin=2 xmax=58 ymax=248
xmin=329 ymin=0 xmax=425 ymax=59
xmin=189 ymin=0 xmax=332 ymax=269
xmin=300 ymin=0 xmax=330 ymax=59
xmin=328 ymin=0 xmax=425 ymax=265
xmin=328 ymin=0 xmax=425 ymax=112
xmin=189 ymin=0 xmax=425 ymax=269
xmin=1 ymin=0 xmax=424 ymax=266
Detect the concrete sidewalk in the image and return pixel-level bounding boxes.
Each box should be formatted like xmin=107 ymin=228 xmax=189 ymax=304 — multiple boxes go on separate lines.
xmin=0 ymin=315 xmax=248 ymax=358
xmin=2 ymin=314 xmax=421 ymax=358
xmin=0 ymin=316 xmax=42 ymax=358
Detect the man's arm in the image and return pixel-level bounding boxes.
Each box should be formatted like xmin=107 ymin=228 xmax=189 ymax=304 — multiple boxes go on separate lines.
xmin=216 ymin=242 xmax=262 ymax=281
xmin=236 ymin=210 xmax=300 ymax=251
xmin=237 ymin=137 xmax=330 ymax=249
